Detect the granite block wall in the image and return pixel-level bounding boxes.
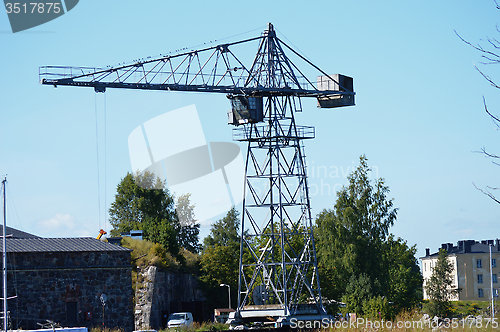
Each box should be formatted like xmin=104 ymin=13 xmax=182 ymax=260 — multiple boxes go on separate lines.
xmin=4 ymin=251 xmax=134 ymax=331
xmin=135 ymin=266 xmax=205 ymax=330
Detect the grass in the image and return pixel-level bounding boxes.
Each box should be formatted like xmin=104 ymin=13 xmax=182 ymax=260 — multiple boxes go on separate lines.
xmin=450 ymin=300 xmax=495 ymax=317
xmin=90 ymin=328 xmax=124 ymax=332
xmin=130 ymin=321 xmax=230 ymax=332
xmin=290 ymin=310 xmax=500 ymax=331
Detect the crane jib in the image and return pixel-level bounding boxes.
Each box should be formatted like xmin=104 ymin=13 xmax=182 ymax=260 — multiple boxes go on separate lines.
xmin=40 ymin=78 xmax=354 ymax=98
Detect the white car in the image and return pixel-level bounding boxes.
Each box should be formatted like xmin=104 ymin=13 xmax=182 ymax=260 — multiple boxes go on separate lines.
xmin=167 ymin=312 xmax=194 ymax=329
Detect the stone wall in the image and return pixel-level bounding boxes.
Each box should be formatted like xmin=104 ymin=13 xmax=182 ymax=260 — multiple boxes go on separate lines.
xmin=135 ymin=266 xmax=205 ymax=330
xmin=5 ymin=251 xmax=134 ymax=331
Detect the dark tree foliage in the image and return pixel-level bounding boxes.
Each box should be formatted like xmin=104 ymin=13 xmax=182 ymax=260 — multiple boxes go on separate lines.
xmin=200 ymin=207 xmax=241 ymax=310
xmin=203 ymin=207 xmax=240 ymax=249
xmin=109 ymin=172 xmax=180 ymax=256
xmin=315 ymin=155 xmax=422 ymax=316
xmin=382 ymin=235 xmax=423 ymax=312
xmin=315 ymin=156 xmax=397 ymax=298
xmin=341 ymin=273 xmax=375 ymax=316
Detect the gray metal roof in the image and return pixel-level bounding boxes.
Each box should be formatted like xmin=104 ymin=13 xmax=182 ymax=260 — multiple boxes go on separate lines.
xmin=2 ymin=237 xmax=131 ymax=253
xmin=0 ymin=225 xmax=40 ymax=239
xmin=422 ymin=239 xmax=500 ymax=258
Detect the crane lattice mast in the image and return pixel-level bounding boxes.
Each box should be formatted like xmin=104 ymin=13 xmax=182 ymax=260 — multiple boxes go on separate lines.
xmin=40 ymin=23 xmax=355 ymax=325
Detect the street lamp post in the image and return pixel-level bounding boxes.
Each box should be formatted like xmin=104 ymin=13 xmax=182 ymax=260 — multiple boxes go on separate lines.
xmin=220 ymin=284 xmax=231 ymax=309
xmin=490 ymin=244 xmax=495 ymax=319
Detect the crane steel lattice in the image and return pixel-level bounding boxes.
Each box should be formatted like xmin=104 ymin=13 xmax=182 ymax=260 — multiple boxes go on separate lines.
xmin=39 ymin=23 xmax=355 ymax=325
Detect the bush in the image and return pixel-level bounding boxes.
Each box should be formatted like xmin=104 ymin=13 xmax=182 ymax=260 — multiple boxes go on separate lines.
xmin=341 ymin=273 xmax=374 ymax=315
xmin=362 ymin=295 xmax=392 ymax=320
xmin=180 ymin=247 xmax=200 ymax=274
xmin=120 ymin=237 xmax=181 ymax=271
xmin=423 ymin=300 xmax=452 ymax=318
xmin=121 ymin=236 xmax=153 ymax=268
xmin=191 ymin=321 xmax=229 ymax=331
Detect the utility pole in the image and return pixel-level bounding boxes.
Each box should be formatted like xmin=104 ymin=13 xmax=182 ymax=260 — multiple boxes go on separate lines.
xmin=491 ymin=244 xmax=495 ymax=318
xmin=2 ymin=177 xmax=7 ymax=332
xmin=220 ymin=284 xmax=231 ymax=309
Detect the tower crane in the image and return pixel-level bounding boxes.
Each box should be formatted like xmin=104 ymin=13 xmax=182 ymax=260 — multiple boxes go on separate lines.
xmin=39 ymin=23 xmax=355 ymax=326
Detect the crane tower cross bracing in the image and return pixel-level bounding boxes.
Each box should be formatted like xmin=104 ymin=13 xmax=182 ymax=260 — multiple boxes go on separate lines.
xmin=39 ymin=23 xmax=355 ymax=326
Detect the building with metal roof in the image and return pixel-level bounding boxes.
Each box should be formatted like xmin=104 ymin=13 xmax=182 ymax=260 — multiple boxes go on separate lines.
xmin=0 ymin=225 xmax=40 ymax=239
xmin=2 ymin=233 xmax=134 ymax=331
xmin=2 ymin=237 xmax=131 ymax=253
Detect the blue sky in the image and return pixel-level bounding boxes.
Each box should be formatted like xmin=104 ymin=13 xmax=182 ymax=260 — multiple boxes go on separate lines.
xmin=1 ymin=0 xmax=499 ymax=260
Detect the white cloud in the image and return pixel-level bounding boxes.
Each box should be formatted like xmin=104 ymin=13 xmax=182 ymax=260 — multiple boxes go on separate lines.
xmin=35 ymin=213 xmax=93 ymax=238
xmin=445 ymin=217 xmax=500 ymax=239
xmin=451 ymin=228 xmax=476 ymax=237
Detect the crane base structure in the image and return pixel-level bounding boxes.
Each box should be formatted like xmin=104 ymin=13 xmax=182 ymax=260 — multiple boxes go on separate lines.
xmin=227 ymin=305 xmax=333 ymax=328
xmin=39 ymin=23 xmax=355 ymax=327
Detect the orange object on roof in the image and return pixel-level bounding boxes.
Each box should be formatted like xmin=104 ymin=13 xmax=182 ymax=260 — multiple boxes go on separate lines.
xmin=97 ymin=229 xmax=107 ymax=240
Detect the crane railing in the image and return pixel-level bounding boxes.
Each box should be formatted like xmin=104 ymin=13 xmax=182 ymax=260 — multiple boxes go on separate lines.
xmin=232 ymin=124 xmax=315 ymax=141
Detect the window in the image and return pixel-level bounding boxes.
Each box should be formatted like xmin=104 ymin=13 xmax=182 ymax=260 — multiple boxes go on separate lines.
xmin=479 ymin=288 xmax=484 ymax=298
xmin=495 ymin=289 xmax=499 ymax=298
xmin=494 ymin=274 xmax=498 ymax=283
xmin=493 ymin=259 xmax=497 ymax=268
xmin=424 ymin=263 xmax=426 ymax=271
xmin=478 ymin=274 xmax=483 ymax=284
xmin=477 ymin=259 xmax=482 ymax=268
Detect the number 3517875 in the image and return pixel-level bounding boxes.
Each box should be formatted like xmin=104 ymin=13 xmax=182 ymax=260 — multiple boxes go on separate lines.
xmin=5 ymin=3 xmax=61 ymax=14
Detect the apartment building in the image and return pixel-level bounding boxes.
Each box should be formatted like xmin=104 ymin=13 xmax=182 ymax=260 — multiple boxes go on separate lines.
xmin=421 ymin=239 xmax=500 ymax=301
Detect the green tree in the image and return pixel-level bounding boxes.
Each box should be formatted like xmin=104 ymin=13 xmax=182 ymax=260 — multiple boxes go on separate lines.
xmin=200 ymin=207 xmax=241 ymax=309
xmin=315 ymin=155 xmax=422 ymax=315
xmin=109 ymin=171 xmax=180 ymax=256
xmin=315 ymin=155 xmax=397 ymax=301
xmin=341 ymin=273 xmax=375 ymax=316
xmin=175 ymin=194 xmax=201 ymax=253
xmin=382 ymin=235 xmax=422 ymax=312
xmin=424 ymin=248 xmax=459 ymax=317
xmin=203 ymin=207 xmax=240 ymax=248
xmin=341 ymin=274 xmax=393 ymax=320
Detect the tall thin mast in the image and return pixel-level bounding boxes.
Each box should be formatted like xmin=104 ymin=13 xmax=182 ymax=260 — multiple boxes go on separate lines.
xmin=490 ymin=244 xmax=494 ymax=319
xmin=2 ymin=177 xmax=6 ymax=332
